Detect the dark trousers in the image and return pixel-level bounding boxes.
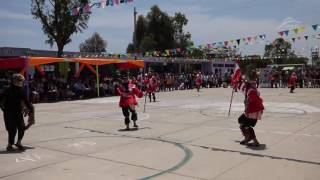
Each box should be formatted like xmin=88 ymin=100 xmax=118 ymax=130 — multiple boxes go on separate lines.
xmin=122 ymin=107 xmax=137 ymax=125
xmin=290 ymin=86 xmax=295 ymax=93
xmin=4 ymin=113 xmax=25 ymax=145
xmin=238 ymin=113 xmax=257 ymax=139
xmin=148 ymin=92 xmax=156 ymax=102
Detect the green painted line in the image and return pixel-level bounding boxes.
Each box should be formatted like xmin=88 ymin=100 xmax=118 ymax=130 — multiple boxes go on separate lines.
xmin=138 ymin=141 xmax=193 ymax=180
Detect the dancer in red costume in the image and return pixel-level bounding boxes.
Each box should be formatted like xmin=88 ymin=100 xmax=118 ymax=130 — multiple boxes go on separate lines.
xmin=238 ymin=70 xmax=264 ymax=147
xmin=288 ymin=72 xmax=297 ymax=93
xmin=117 ymin=77 xmax=144 ymax=130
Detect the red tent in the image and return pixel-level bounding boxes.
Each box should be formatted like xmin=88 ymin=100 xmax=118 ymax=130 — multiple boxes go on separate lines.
xmin=0 ymin=56 xmax=25 ymax=69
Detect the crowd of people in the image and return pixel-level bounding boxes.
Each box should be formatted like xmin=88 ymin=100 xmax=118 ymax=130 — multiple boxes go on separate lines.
xmin=1 ymin=66 xmax=320 ymax=104
xmin=263 ymin=67 xmax=320 ymax=88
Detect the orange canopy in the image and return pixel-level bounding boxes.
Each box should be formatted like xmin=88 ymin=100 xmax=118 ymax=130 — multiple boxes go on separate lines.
xmin=28 ymin=57 xmax=65 ymax=66
xmin=116 ymin=60 xmax=144 ymax=69
xmin=71 ymin=58 xmax=123 ymax=66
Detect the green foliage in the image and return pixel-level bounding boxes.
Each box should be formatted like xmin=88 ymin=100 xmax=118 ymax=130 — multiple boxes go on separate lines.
xmin=79 ymin=32 xmax=107 ymax=53
xmin=31 ymin=0 xmax=91 ymax=57
xmin=128 ymin=5 xmax=193 ymax=53
xmin=264 ymin=38 xmax=296 ymax=60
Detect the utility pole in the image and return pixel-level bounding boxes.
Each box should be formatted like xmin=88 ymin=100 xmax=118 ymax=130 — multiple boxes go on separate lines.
xmin=133 ymin=7 xmax=137 ymax=57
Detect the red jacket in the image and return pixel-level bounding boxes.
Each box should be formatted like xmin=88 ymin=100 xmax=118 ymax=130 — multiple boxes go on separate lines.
xmin=288 ymin=74 xmax=297 ymax=86
xmin=145 ymin=77 xmax=157 ymax=93
xmin=196 ymin=76 xmax=202 ymax=86
xmin=117 ymin=84 xmax=143 ymax=107
xmin=245 ymin=88 xmax=264 ymax=114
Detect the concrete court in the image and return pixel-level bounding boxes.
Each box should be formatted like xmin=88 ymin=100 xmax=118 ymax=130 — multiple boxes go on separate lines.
xmin=0 ymin=88 xmax=320 ymax=180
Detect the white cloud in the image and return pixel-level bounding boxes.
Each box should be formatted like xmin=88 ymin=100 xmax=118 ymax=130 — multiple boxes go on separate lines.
xmin=0 ymin=9 xmax=32 ymax=20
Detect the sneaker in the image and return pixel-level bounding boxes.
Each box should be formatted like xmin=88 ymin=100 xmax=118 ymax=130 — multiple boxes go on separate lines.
xmin=15 ymin=144 xmax=25 ymax=151
xmin=240 ymin=139 xmax=249 ymax=145
xmin=133 ymin=124 xmax=138 ymax=128
xmin=247 ymin=142 xmax=260 ymax=147
xmin=6 ymin=145 xmax=14 ymax=152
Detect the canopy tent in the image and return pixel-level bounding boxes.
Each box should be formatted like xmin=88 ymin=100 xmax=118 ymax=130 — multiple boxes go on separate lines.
xmin=116 ymin=60 xmax=144 ymax=69
xmin=0 ymin=56 xmax=144 ymax=97
xmin=0 ymin=56 xmax=25 ymax=69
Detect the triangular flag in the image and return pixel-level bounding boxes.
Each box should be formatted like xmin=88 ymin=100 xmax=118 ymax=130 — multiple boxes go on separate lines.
xmin=284 ymin=30 xmax=289 ymax=36
xmin=279 ymin=31 xmax=285 ymax=37
xmin=293 ymin=28 xmax=299 ymax=34
xmin=106 ymin=0 xmax=110 ymax=6
xmin=253 ymin=36 xmax=258 ymax=41
xmin=297 ymin=36 xmax=301 ymax=40
xmin=120 ymin=0 xmax=125 ymax=3
xmin=207 ymin=44 xmax=212 ymax=49
xmin=247 ymin=37 xmax=252 ymax=42
xmin=312 ymin=24 xmax=318 ymax=31
xmin=115 ymin=0 xmax=120 ymax=5
xmin=236 ymin=39 xmax=241 ymax=45
xmin=292 ymin=38 xmax=296 ymax=42
xmin=109 ymin=0 xmax=114 ymax=6
xmin=259 ymin=35 xmax=264 ymax=39
xmin=230 ymin=40 xmax=235 ymax=44
xmin=224 ymin=41 xmax=229 ymax=46
xmin=299 ymin=26 xmax=306 ymax=33
xmin=176 ymin=48 xmax=181 ymax=53
xmin=304 ymin=36 xmax=309 ymax=40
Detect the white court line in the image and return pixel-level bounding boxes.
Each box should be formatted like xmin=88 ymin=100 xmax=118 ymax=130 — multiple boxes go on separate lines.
xmin=206 ymin=127 xmax=320 ymax=138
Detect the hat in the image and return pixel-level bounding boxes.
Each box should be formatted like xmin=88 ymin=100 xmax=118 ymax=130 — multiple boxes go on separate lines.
xmin=12 ymin=74 xmax=25 ymax=82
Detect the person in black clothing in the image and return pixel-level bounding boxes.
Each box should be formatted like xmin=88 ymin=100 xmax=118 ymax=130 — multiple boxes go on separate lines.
xmin=0 ymin=74 xmax=34 ymax=151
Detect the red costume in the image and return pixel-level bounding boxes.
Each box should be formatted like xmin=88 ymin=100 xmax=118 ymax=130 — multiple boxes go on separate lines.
xmin=117 ymin=83 xmax=143 ymax=107
xmin=245 ymin=86 xmax=264 ymax=120
xmin=288 ymin=73 xmax=297 ymax=93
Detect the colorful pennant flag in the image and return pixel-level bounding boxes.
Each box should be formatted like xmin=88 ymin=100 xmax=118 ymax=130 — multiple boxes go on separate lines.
xmin=284 ymin=30 xmax=289 ymax=37
xmin=292 ymin=38 xmax=296 ymax=42
xmin=304 ymin=36 xmax=309 ymax=40
xmin=236 ymin=39 xmax=241 ymax=45
xmin=279 ymin=31 xmax=285 ymax=37
xmin=312 ymin=24 xmax=319 ymax=31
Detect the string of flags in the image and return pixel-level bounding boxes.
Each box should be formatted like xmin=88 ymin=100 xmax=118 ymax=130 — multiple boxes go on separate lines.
xmin=196 ymin=24 xmax=320 ymax=52
xmin=69 ymin=0 xmax=134 ymax=16
xmin=277 ymin=24 xmax=319 ymax=43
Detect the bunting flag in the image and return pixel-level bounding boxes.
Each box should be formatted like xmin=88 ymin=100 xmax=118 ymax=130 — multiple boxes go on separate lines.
xmin=224 ymin=41 xmax=229 ymax=47
xmin=236 ymin=39 xmax=241 ymax=45
xmin=284 ymin=30 xmax=289 ymax=37
xmin=292 ymin=38 xmax=296 ymax=42
xmin=312 ymin=24 xmax=319 ymax=31
xmin=293 ymin=28 xmax=299 ymax=34
xmin=279 ymin=31 xmax=285 ymax=37
xmin=304 ymin=36 xmax=309 ymax=40
xmin=70 ymin=0 xmax=133 ymax=16
xmin=247 ymin=37 xmax=252 ymax=43
xmin=253 ymin=36 xmax=258 ymax=41
xmin=299 ymin=26 xmax=306 ymax=33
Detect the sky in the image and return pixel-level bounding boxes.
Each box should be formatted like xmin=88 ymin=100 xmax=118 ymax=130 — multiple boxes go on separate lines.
xmin=0 ymin=0 xmax=319 ymax=57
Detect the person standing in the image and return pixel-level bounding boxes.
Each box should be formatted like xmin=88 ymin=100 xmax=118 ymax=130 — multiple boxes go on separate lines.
xmin=288 ymin=72 xmax=297 ymax=93
xmin=0 ymin=74 xmax=34 ymax=151
xmin=195 ymin=73 xmax=203 ymax=92
xmin=238 ymin=70 xmax=264 ymax=147
xmin=117 ymin=77 xmax=143 ymax=130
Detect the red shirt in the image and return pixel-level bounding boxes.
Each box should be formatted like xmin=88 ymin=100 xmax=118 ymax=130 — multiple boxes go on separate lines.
xmin=245 ymin=88 xmax=264 ymax=114
xmin=117 ymin=84 xmax=143 ymax=107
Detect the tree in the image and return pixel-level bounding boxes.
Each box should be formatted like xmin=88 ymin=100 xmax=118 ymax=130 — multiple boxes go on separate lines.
xmin=79 ymin=32 xmax=107 ymax=53
xmin=264 ymin=38 xmax=296 ymax=60
xmin=173 ymin=12 xmax=193 ymax=50
xmin=127 ymin=5 xmax=193 ymax=54
xmin=31 ymin=0 xmax=90 ymax=57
